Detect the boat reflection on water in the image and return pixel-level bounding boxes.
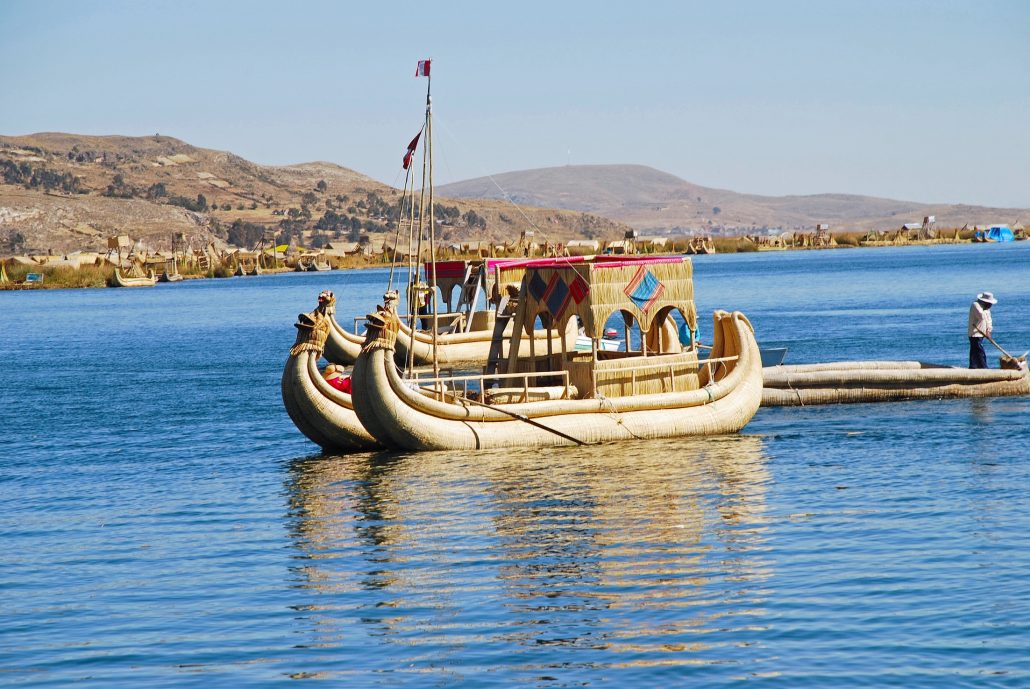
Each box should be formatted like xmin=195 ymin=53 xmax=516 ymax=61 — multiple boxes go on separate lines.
xmin=283 ymin=436 xmax=772 ymax=676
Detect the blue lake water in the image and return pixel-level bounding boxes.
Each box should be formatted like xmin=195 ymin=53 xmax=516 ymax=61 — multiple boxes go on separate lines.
xmin=2 ymin=242 xmax=1029 ymax=687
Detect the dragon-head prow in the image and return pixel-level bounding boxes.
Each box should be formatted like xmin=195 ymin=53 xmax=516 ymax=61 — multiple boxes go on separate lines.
xmin=361 ymin=297 xmax=400 ymax=353
xmin=315 ymin=289 xmax=336 ymax=316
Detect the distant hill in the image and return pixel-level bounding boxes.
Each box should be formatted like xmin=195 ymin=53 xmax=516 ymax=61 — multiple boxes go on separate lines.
xmin=438 ymin=164 xmax=1028 ymax=233
xmin=0 ymin=133 xmax=630 ymax=255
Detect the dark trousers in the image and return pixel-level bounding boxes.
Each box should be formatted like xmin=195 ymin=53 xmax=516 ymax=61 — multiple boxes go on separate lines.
xmin=969 ymin=337 xmax=988 ymax=369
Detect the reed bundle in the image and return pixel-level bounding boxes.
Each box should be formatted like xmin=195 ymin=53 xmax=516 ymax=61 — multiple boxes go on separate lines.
xmin=762 ymin=360 xmax=1030 ymax=406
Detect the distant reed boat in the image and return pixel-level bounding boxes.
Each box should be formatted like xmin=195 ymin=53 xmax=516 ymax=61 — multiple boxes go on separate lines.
xmin=112 ymin=267 xmax=157 ymax=287
xmin=685 ymin=236 xmax=716 ymax=254
xmin=308 ymin=257 xmax=331 ymax=272
xmin=158 ymin=270 xmax=183 ymax=283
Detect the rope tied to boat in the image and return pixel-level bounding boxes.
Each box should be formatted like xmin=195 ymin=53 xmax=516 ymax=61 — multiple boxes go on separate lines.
xmin=596 ymin=393 xmax=644 ymax=441
xmin=702 ymin=384 xmax=714 ymax=405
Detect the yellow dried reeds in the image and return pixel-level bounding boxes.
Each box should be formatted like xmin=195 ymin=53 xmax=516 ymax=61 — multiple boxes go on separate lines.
xmin=762 ymin=360 xmax=1030 ymax=406
xmin=517 ymin=258 xmax=697 ymax=340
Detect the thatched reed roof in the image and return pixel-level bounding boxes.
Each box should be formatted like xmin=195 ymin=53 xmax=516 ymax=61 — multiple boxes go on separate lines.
xmin=491 ymin=256 xmax=696 ymax=339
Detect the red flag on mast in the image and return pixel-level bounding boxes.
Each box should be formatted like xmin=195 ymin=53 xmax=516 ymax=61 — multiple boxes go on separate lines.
xmin=402 ymin=128 xmax=423 ymax=170
xmin=415 ymin=59 xmax=431 ymax=77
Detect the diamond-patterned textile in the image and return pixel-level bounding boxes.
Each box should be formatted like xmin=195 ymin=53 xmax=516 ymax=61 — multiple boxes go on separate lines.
xmin=570 ymin=275 xmax=589 ymax=304
xmin=624 ymin=266 xmax=665 ymax=313
xmin=528 ymin=271 xmax=548 ymax=301
xmin=543 ymin=273 xmax=572 ymax=319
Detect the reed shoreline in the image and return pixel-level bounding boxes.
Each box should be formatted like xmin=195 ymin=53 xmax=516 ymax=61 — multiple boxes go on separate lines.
xmin=0 ymin=230 xmax=1011 ymax=291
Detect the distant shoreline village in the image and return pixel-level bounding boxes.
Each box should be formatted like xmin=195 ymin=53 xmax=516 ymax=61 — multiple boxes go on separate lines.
xmin=1 ymin=132 xmax=1025 ymax=290
xmin=2 ymin=221 xmax=1024 ymax=290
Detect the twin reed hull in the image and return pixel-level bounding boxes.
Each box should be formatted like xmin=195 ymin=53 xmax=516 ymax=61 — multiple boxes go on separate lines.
xmin=762 ymin=360 xmax=1030 ymax=406
xmin=324 ymin=313 xmax=575 ymax=367
xmin=281 ymin=349 xmax=379 ymax=452
xmin=113 ymin=269 xmax=157 ymax=287
xmin=324 ymin=315 xmax=364 ymax=365
xmin=350 ymin=311 xmax=764 ymax=452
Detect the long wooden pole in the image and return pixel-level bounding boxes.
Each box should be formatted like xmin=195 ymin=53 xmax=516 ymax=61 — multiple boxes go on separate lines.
xmin=426 ymin=73 xmax=440 ymax=380
xmin=446 ymin=391 xmax=589 ymax=446
xmin=388 ymin=166 xmax=412 ymax=293
xmin=978 ymin=328 xmax=1025 ymax=361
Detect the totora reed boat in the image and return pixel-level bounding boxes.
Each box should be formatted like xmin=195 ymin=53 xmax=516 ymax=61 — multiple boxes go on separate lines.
xmin=112 ymin=267 xmax=157 ymax=287
xmin=337 ymin=255 xmax=764 ymax=451
xmin=762 ymin=359 xmax=1030 ymax=406
xmin=281 ymin=62 xmax=760 ymax=452
xmin=322 ymin=260 xmax=575 ymax=367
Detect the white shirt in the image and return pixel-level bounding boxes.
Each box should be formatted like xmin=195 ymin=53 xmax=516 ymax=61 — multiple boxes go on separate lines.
xmin=968 ymin=301 xmax=992 ymax=338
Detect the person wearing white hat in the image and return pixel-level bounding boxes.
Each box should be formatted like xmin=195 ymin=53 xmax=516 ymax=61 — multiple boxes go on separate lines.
xmin=968 ymin=292 xmax=997 ymax=369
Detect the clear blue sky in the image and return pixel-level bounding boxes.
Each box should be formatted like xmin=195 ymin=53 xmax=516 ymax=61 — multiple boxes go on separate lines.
xmin=2 ymin=0 xmax=1028 ymax=207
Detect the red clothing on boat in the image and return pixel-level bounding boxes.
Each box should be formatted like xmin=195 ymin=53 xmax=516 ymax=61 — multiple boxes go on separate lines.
xmin=327 ymin=375 xmax=352 ymax=394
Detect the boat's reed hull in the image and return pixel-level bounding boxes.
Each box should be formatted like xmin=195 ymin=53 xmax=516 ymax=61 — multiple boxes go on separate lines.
xmin=350 ymin=311 xmax=764 ymax=451
xmin=762 ymin=360 xmax=1030 ymax=406
xmin=280 ymin=350 xmax=380 ymax=452
xmin=325 ymin=316 xmax=365 ymax=366
xmin=394 ymin=318 xmax=575 ymax=367
xmin=113 ymin=269 xmax=157 ymax=287
xmin=325 ymin=313 xmax=576 ymax=367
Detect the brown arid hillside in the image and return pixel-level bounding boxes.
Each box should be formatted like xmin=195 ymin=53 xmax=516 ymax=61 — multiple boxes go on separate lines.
xmin=0 ymin=133 xmax=631 ymax=255
xmin=438 ymin=164 xmax=1029 ymax=234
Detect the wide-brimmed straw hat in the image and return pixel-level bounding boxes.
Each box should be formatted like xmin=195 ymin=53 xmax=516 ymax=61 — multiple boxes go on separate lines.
xmin=977 ymin=292 xmax=998 ymax=305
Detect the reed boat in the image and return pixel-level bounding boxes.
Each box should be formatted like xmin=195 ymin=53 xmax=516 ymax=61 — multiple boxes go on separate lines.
xmin=112 ymin=267 xmax=157 ymax=287
xmin=347 ymin=255 xmax=764 ymax=451
xmin=762 ymin=360 xmax=1030 ymax=406
xmin=158 ymin=256 xmax=183 ymax=282
xmin=322 ymin=297 xmax=575 ymax=367
xmin=321 ymin=259 xmax=575 ymax=367
xmin=395 ymin=316 xmax=576 ymax=367
xmin=281 ymin=305 xmax=380 ymax=452
xmin=309 ymin=258 xmax=331 ymax=272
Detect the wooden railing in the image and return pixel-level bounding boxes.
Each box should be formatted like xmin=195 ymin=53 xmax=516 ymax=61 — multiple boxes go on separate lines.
xmin=406 ymin=368 xmax=572 ymax=402
xmin=404 ymin=354 xmax=738 ymax=400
